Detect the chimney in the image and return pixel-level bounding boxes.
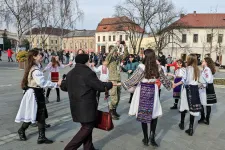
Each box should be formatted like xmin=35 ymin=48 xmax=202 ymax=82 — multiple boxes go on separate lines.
xmin=194 ymin=11 xmax=197 ymax=16
xmin=180 ymin=14 xmax=185 ymax=18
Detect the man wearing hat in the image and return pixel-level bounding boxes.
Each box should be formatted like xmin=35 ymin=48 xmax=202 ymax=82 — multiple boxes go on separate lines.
xmin=63 ymin=54 xmax=113 ymax=150
xmin=105 ymin=42 xmax=129 ymax=120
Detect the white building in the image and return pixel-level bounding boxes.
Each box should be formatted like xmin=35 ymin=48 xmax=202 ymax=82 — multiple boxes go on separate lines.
xmin=163 ymin=12 xmax=225 ymax=65
xmin=95 ymin=16 xmax=144 ymax=53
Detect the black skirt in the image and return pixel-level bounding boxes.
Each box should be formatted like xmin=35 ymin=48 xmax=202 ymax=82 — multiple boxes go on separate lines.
xmin=206 ymin=83 xmax=217 ymax=104
xmin=185 ymin=85 xmax=202 ymax=112
xmin=33 ymin=88 xmax=48 ymax=122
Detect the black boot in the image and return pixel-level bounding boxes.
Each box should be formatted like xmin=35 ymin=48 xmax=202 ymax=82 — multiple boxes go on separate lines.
xmin=56 ymin=88 xmax=60 ymax=102
xmin=45 ymin=123 xmax=51 ymax=128
xmin=109 ymin=110 xmax=119 ymax=120
xmin=45 ymin=97 xmax=49 ymax=104
xmin=170 ymin=103 xmax=178 ymax=109
xmin=198 ymin=105 xmax=205 ymax=124
xmin=185 ymin=115 xmax=194 ymax=136
xmin=179 ymin=111 xmax=186 ymax=130
xmin=56 ymin=96 xmax=60 ymax=102
xmin=141 ymin=123 xmax=149 ymax=146
xmin=113 ymin=109 xmax=120 ymax=118
xmin=150 ymin=119 xmax=159 ymax=147
xmin=37 ymin=128 xmax=53 ymax=144
xmin=205 ymin=106 xmax=211 ymax=125
xmin=18 ymin=122 xmax=31 ymax=141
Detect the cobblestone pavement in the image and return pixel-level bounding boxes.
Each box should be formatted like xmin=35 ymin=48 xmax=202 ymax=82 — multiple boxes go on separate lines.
xmin=1 ymin=55 xmax=225 ymax=150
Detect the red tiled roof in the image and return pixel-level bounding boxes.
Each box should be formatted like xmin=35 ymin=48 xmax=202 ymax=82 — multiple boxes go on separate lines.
xmin=96 ymin=16 xmax=144 ymax=33
xmin=175 ymin=13 xmax=225 ymax=28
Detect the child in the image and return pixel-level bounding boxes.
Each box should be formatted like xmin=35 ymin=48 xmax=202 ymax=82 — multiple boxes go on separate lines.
xmin=198 ymin=57 xmax=217 ymax=125
xmin=167 ymin=59 xmax=186 ymax=109
xmin=173 ymin=54 xmax=201 ymax=136
xmin=91 ymin=60 xmax=109 ymax=101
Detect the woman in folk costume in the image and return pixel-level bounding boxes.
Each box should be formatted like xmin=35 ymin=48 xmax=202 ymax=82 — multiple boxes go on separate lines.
xmin=173 ymin=54 xmax=202 ymax=136
xmin=15 ymin=50 xmax=61 ymax=144
xmin=198 ymin=57 xmax=217 ymax=125
xmin=44 ymin=56 xmax=72 ymax=103
xmin=122 ymin=49 xmax=172 ymax=147
xmin=167 ymin=59 xmax=186 ymax=109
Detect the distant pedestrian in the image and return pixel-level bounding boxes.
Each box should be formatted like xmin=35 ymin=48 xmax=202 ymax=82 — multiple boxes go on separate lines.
xmin=7 ymin=48 xmax=14 ymax=62
xmin=65 ymin=51 xmax=70 ymax=64
xmin=0 ymin=48 xmax=2 ymax=61
xmin=166 ymin=55 xmax=172 ymax=72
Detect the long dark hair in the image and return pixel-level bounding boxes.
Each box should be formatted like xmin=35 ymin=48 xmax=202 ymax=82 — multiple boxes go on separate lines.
xmin=51 ymin=57 xmax=60 ymax=67
xmin=21 ymin=50 xmax=39 ymax=89
xmin=177 ymin=59 xmax=186 ymax=68
xmin=204 ymin=57 xmax=216 ymax=75
xmin=187 ymin=54 xmax=200 ymax=81
xmin=143 ymin=49 xmax=159 ymax=79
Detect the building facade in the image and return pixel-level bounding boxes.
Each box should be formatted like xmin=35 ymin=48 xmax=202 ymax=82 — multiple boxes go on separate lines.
xmin=95 ymin=16 xmax=144 ymax=53
xmin=63 ymin=30 xmax=95 ymax=52
xmin=163 ymin=12 xmax=225 ymax=65
xmin=25 ymin=27 xmax=71 ymax=50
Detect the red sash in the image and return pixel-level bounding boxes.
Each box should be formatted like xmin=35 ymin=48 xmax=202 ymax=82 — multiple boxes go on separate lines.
xmin=51 ymin=72 xmax=59 ymax=82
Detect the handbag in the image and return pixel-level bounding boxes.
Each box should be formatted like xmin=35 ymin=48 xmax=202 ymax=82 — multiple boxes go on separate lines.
xmin=95 ymin=88 xmax=114 ymax=131
xmin=51 ymin=72 xmax=59 ymax=82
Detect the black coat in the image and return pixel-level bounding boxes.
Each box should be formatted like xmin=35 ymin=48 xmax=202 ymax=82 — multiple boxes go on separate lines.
xmin=64 ymin=63 xmax=113 ymax=123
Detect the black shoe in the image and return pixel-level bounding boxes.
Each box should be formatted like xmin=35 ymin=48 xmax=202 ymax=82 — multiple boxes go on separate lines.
xmin=113 ymin=109 xmax=120 ymax=118
xmin=150 ymin=133 xmax=159 ymax=147
xmin=18 ymin=129 xmax=27 ymax=141
xmin=179 ymin=122 xmax=184 ymax=130
xmin=45 ymin=124 xmax=51 ymax=128
xmin=37 ymin=128 xmax=53 ymax=144
xmin=56 ymin=97 xmax=60 ymax=102
xmin=170 ymin=104 xmax=178 ymax=109
xmin=30 ymin=123 xmax=38 ymax=127
xmin=185 ymin=125 xmax=193 ymax=136
xmin=45 ymin=97 xmax=49 ymax=104
xmin=198 ymin=117 xmax=205 ymax=124
xmin=142 ymin=138 xmax=149 ymax=146
xmin=110 ymin=110 xmax=119 ymax=120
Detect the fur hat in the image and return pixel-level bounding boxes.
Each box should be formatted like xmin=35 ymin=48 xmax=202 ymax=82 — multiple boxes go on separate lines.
xmin=75 ymin=54 xmax=89 ymax=64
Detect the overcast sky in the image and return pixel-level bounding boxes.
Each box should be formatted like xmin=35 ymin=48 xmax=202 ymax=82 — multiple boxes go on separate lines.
xmin=3 ymin=0 xmax=225 ymax=32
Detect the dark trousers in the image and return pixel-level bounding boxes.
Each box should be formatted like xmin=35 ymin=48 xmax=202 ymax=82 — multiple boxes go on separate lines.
xmin=8 ymin=57 xmax=13 ymax=62
xmin=200 ymin=105 xmax=211 ymax=119
xmin=159 ymin=89 xmax=161 ymax=99
xmin=64 ymin=121 xmax=95 ymax=150
xmin=46 ymin=88 xmax=60 ymax=98
xmin=44 ymin=57 xmax=49 ymax=63
xmin=129 ymin=93 xmax=133 ymax=103
xmin=167 ymin=66 xmax=170 ymax=73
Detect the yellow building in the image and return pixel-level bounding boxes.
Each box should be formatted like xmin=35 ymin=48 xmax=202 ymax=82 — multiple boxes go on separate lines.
xmin=25 ymin=27 xmax=71 ymax=50
xmin=63 ymin=30 xmax=95 ymax=52
xmin=139 ymin=35 xmax=156 ymax=50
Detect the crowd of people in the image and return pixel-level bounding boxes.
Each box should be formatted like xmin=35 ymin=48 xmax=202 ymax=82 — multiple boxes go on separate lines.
xmin=13 ymin=41 xmax=217 ymax=150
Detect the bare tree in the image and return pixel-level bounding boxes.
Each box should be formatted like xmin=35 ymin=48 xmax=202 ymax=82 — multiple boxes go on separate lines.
xmin=115 ymin=0 xmax=160 ymax=54
xmin=0 ymin=0 xmax=37 ymax=52
xmin=148 ymin=0 xmax=184 ymax=56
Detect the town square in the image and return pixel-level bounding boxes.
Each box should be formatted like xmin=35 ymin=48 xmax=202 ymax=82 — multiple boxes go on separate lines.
xmin=0 ymin=0 xmax=225 ymax=150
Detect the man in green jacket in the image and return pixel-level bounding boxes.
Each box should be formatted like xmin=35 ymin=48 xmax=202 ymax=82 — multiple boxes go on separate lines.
xmin=106 ymin=42 xmax=129 ymax=120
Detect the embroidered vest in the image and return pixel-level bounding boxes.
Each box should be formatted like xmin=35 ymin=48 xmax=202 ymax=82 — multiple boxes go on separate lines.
xmin=27 ymin=66 xmax=40 ymax=88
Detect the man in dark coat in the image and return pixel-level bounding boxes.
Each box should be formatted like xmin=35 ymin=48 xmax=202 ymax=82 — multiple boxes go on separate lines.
xmin=63 ymin=54 xmax=113 ymax=150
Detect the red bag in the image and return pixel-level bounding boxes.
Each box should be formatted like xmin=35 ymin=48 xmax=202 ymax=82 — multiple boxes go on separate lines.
xmin=51 ymin=72 xmax=59 ymax=82
xmin=95 ymin=88 xmax=114 ymax=131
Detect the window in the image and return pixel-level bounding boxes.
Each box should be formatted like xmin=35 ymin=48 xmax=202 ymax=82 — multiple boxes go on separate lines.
xmin=90 ymin=42 xmax=92 ymax=48
xmin=207 ymin=34 xmax=212 ymax=43
xmin=125 ymin=35 xmax=128 ymax=41
xmin=218 ymin=34 xmax=223 ymax=43
xmin=168 ymin=35 xmax=171 ymax=42
xmin=103 ymin=36 xmax=105 ymax=42
xmin=51 ymin=40 xmax=53 ymax=44
xmin=109 ymin=36 xmax=111 ymax=41
xmin=193 ymin=34 xmax=198 ymax=43
xmin=55 ymin=40 xmax=57 ymax=44
xmin=98 ymin=36 xmax=100 ymax=42
xmin=182 ymin=34 xmax=187 ymax=43
xmin=80 ymin=43 xmax=82 ymax=48
xmin=120 ymin=35 xmax=123 ymax=41
xmin=113 ymin=35 xmax=116 ymax=41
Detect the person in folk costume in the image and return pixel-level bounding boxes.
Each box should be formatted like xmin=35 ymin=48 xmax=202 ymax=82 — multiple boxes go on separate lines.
xmin=44 ymin=56 xmax=72 ymax=103
xmin=198 ymin=57 xmax=217 ymax=125
xmin=173 ymin=54 xmax=202 ymax=136
xmin=91 ymin=59 xmax=109 ymax=101
xmin=122 ymin=49 xmax=172 ymax=147
xmin=15 ymin=50 xmax=62 ymax=144
xmin=105 ymin=41 xmax=129 ymax=120
xmin=167 ymin=59 xmax=186 ymax=109
xmin=121 ymin=54 xmax=139 ymax=103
